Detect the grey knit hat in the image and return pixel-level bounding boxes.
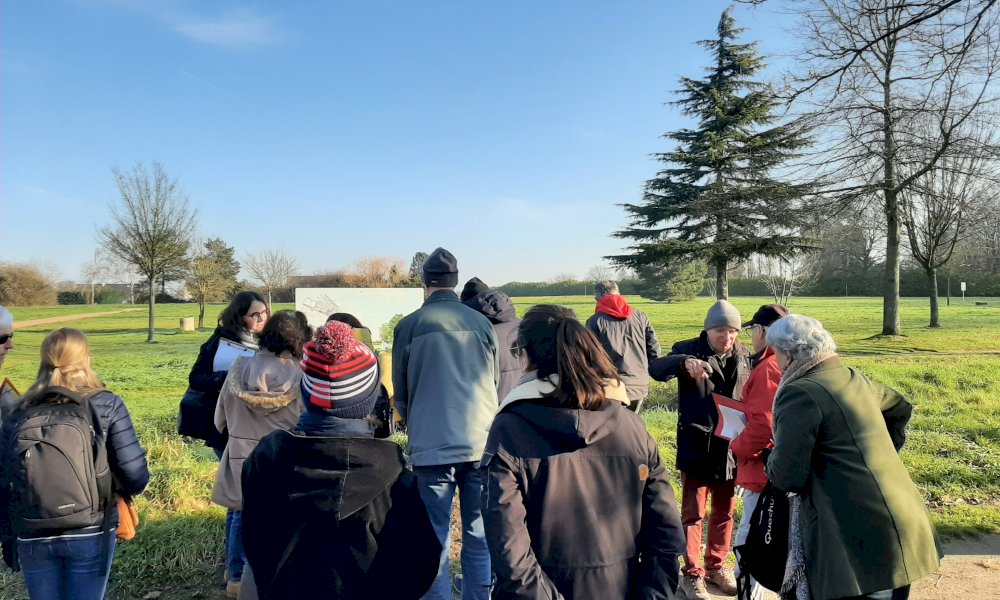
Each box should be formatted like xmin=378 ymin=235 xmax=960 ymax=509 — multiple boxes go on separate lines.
xmin=704 ymin=300 xmax=742 ymax=331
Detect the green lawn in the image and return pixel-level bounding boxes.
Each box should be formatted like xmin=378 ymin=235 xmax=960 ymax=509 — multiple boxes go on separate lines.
xmin=0 ymin=297 xmax=998 ymax=599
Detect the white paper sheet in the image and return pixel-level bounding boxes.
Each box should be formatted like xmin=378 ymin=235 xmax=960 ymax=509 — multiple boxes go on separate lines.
xmin=716 ymin=404 xmax=748 ymax=440
xmin=212 ymin=339 xmax=257 ymax=371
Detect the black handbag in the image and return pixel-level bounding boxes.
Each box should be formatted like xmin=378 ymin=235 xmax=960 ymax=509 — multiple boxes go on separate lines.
xmin=735 ymin=481 xmax=790 ymax=594
xmin=177 ymin=387 xmax=212 ymax=440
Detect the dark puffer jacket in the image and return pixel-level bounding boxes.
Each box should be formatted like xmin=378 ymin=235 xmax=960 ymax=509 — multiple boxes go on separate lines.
xmin=241 ymin=430 xmax=441 ymax=600
xmin=649 ymin=333 xmax=750 ymax=481
xmin=482 ymin=377 xmax=685 ymax=599
xmin=464 ymin=291 xmax=523 ymax=401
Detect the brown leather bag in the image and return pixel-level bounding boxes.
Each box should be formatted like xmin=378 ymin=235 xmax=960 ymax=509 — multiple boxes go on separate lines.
xmin=116 ymin=497 xmax=139 ymax=541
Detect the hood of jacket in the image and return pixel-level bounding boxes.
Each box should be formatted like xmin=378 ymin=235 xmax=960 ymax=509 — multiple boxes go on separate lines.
xmin=490 ymin=373 xmax=629 ymax=446
xmin=595 ymin=294 xmax=632 ymax=319
xmin=225 ymin=353 xmax=301 ymax=412
xmin=464 ymin=290 xmax=517 ymax=324
xmin=490 ymin=377 xmax=629 ymax=452
xmin=268 ymin=431 xmax=405 ymax=521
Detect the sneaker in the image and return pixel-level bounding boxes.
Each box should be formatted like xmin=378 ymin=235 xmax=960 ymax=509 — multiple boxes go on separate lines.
xmin=706 ymin=568 xmax=738 ymax=595
xmin=679 ymin=574 xmax=711 ymax=600
xmin=225 ymin=580 xmax=241 ymax=598
xmin=453 ymin=573 xmax=464 ymax=594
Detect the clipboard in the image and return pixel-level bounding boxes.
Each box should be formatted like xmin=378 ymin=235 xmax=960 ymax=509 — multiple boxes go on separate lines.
xmin=713 ymin=392 xmax=748 ymax=440
xmin=212 ymin=339 xmax=257 ymax=371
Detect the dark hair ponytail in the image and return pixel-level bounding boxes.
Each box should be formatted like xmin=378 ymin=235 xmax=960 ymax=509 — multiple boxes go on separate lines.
xmin=519 ymin=305 xmax=620 ymax=409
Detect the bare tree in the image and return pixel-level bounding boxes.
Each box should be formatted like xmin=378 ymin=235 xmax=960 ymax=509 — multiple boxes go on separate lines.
xmin=98 ymin=162 xmax=196 ymax=342
xmin=787 ymin=0 xmax=1000 ymax=334
xmin=243 ymin=249 xmax=298 ymax=306
xmin=901 ymin=131 xmax=1000 ymax=326
xmin=347 ymin=256 xmax=408 ymax=288
xmin=754 ymin=253 xmax=820 ymax=306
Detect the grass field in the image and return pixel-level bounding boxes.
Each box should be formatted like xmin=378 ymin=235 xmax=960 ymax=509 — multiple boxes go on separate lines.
xmin=1 ymin=296 xmax=998 ymax=599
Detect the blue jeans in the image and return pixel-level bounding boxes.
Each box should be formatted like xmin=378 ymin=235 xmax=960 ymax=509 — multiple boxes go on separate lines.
xmin=213 ymin=446 xmax=244 ymax=581
xmin=415 ymin=462 xmax=491 ymax=600
xmin=18 ymin=529 xmax=116 ymax=600
xmin=227 ymin=509 xmax=245 ymax=582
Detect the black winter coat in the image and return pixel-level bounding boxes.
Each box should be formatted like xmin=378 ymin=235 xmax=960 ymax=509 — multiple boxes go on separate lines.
xmin=482 ymin=378 xmax=685 ymax=600
xmin=241 ymin=430 xmax=441 ymax=600
xmin=464 ymin=291 xmax=523 ymax=401
xmin=187 ymin=326 xmax=248 ymax=450
xmin=648 ymin=333 xmax=750 ymax=481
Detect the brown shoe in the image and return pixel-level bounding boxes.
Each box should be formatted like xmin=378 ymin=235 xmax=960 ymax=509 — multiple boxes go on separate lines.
xmin=706 ymin=568 xmax=738 ymax=595
xmin=679 ymin=574 xmax=711 ymax=600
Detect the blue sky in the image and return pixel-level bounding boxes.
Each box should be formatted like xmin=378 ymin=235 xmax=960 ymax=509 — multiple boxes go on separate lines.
xmin=2 ymin=1 xmax=796 ymax=286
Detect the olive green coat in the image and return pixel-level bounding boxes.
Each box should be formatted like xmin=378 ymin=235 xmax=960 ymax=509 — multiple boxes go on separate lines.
xmin=766 ymin=357 xmax=941 ymax=599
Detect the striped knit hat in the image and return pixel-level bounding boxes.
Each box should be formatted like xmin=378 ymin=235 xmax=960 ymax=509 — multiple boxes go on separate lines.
xmin=299 ymin=320 xmax=380 ymax=418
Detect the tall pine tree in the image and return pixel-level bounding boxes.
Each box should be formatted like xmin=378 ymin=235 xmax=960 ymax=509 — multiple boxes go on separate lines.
xmin=611 ymin=8 xmax=813 ymax=299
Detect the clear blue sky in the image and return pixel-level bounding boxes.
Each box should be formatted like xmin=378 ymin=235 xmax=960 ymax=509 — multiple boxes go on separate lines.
xmin=2 ymin=1 xmax=795 ymax=286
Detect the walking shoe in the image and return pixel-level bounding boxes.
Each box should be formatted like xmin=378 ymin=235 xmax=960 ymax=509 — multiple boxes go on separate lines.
xmin=706 ymin=568 xmax=738 ymax=595
xmin=225 ymin=580 xmax=241 ymax=598
xmin=453 ymin=573 xmax=464 ymax=595
xmin=679 ymin=574 xmax=711 ymax=600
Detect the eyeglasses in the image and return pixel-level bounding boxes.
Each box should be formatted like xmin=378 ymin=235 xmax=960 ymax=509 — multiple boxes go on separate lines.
xmin=509 ymin=342 xmax=523 ymax=360
xmin=246 ymin=309 xmax=269 ymax=322
xmin=0 ymin=333 xmax=13 ymax=344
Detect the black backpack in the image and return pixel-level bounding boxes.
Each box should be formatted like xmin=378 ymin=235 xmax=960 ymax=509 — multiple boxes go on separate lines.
xmin=735 ymin=481 xmax=790 ymax=595
xmin=3 ymin=386 xmax=113 ymax=537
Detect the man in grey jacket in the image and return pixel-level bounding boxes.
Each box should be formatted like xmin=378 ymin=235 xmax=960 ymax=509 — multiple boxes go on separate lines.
xmin=392 ymin=247 xmax=500 ymax=600
xmin=585 ymin=281 xmax=660 ymax=412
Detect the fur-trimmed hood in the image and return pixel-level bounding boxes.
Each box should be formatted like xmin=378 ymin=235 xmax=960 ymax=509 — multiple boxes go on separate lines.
xmin=226 ymin=353 xmax=301 ymax=412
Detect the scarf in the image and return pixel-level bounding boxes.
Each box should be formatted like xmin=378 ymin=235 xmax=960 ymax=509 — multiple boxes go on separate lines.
xmin=294 ymin=411 xmax=374 ymax=438
xmin=777 ymin=351 xmax=836 ymax=600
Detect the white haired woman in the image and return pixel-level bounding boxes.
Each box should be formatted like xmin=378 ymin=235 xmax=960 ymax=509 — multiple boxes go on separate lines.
xmin=764 ymin=315 xmax=940 ymax=600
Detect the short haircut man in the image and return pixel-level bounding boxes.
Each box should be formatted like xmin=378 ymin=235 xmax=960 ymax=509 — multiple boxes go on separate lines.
xmin=585 ymin=280 xmax=660 ymax=411
xmin=391 ymin=247 xmax=499 ymax=600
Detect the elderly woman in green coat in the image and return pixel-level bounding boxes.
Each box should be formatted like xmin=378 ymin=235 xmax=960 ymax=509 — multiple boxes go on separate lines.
xmin=765 ymin=315 xmax=941 ymax=600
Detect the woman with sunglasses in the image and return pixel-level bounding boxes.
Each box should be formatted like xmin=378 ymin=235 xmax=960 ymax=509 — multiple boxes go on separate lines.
xmin=481 ymin=304 xmax=685 ymax=599
xmin=0 ymin=306 xmax=17 ymax=420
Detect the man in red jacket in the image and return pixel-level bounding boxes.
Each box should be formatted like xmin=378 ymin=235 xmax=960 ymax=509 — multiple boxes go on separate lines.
xmin=585 ymin=281 xmax=660 ymax=412
xmin=729 ymin=304 xmax=787 ymax=600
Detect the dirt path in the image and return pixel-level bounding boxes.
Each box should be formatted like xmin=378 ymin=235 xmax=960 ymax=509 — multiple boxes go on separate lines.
xmin=698 ymin=535 xmax=1000 ymax=600
xmin=14 ymin=308 xmax=143 ymax=329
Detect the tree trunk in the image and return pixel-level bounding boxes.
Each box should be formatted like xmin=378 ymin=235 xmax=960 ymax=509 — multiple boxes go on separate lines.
xmin=147 ymin=278 xmax=156 ymax=343
xmin=715 ymin=257 xmax=729 ymax=300
xmin=266 ymin=289 xmax=273 ymax=308
xmin=198 ymin=301 xmax=206 ymax=329
xmin=927 ymin=268 xmax=940 ymax=328
xmin=882 ymin=189 xmax=901 ymax=335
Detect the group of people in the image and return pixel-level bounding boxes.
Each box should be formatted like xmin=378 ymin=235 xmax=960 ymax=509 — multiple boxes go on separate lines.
xmin=0 ymin=245 xmax=944 ymax=600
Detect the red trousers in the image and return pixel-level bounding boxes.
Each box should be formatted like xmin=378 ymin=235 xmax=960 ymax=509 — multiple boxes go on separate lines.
xmin=680 ymin=473 xmax=736 ymax=576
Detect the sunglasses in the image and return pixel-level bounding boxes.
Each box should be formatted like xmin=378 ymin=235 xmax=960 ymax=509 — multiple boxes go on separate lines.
xmin=509 ymin=342 xmax=523 ymax=360
xmin=0 ymin=333 xmax=13 ymax=344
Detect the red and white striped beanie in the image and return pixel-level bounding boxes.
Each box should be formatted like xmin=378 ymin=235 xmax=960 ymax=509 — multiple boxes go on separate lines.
xmin=299 ymin=320 xmax=379 ymax=418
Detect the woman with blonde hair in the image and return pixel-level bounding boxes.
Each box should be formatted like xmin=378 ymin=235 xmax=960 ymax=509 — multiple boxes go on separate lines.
xmin=0 ymin=328 xmax=149 ymax=600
